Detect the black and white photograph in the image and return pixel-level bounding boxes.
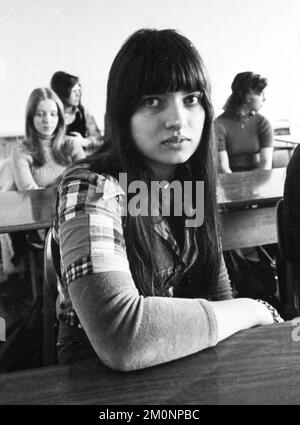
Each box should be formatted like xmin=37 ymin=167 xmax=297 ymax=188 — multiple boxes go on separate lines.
xmin=0 ymin=0 xmax=300 ymax=407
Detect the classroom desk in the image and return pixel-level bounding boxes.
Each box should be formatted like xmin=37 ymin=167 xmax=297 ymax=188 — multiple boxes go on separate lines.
xmin=218 ymin=167 xmax=286 ymax=250
xmin=275 ymin=134 xmax=300 ymax=146
xmin=0 ymin=187 xmax=54 ymax=233
xmin=0 ymin=168 xmax=286 ymax=249
xmin=0 ymin=320 xmax=299 ymax=405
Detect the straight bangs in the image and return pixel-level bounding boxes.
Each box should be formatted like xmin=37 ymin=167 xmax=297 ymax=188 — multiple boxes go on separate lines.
xmin=132 ymin=34 xmax=208 ymax=102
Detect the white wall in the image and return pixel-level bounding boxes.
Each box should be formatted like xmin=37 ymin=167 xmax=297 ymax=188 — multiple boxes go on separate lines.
xmin=1 ymin=0 xmax=300 ymax=133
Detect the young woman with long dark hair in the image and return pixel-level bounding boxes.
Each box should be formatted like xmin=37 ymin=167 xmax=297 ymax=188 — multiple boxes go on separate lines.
xmin=52 ymin=29 xmax=282 ymax=371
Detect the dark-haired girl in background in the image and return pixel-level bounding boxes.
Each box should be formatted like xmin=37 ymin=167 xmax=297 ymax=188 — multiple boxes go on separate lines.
xmin=216 ymin=72 xmax=274 ymax=173
xmin=50 ymin=71 xmax=103 ymax=153
xmin=216 ymin=72 xmax=277 ymax=306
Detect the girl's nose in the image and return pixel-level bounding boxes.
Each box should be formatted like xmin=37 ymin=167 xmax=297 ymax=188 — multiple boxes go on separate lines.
xmin=164 ymin=101 xmax=187 ymax=131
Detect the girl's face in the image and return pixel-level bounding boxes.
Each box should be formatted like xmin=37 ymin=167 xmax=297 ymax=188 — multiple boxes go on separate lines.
xmin=33 ymin=99 xmax=59 ymax=137
xmin=247 ymin=89 xmax=266 ymax=112
xmin=130 ymin=90 xmax=205 ymax=180
xmin=68 ymin=83 xmax=81 ymax=107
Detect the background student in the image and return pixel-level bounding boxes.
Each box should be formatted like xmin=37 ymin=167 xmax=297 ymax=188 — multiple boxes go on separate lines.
xmin=0 ymin=87 xmax=85 ymax=276
xmin=50 ymin=71 xmax=103 ymax=153
xmin=216 ymin=72 xmax=274 ymax=173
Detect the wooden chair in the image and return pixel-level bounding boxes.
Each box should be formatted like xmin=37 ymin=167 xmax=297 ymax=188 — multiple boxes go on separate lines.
xmin=42 ymin=228 xmax=58 ymax=366
xmin=27 ymin=231 xmax=45 ymax=299
xmin=275 ymin=198 xmax=300 ymax=318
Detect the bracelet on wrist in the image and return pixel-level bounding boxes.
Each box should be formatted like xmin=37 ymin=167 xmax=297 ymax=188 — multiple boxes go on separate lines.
xmin=256 ymin=299 xmax=284 ymax=323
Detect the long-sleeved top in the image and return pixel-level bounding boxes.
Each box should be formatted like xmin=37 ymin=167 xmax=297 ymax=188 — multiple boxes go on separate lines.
xmin=53 ymin=164 xmax=233 ymax=371
xmin=11 ymin=139 xmax=85 ymax=190
xmin=216 ymin=112 xmax=273 ymax=171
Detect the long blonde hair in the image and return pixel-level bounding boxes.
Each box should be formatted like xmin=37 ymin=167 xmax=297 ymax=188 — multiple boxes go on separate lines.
xmin=24 ymin=87 xmax=73 ymax=166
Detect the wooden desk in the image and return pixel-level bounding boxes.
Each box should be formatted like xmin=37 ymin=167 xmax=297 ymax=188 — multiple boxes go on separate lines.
xmin=0 ymin=134 xmax=23 ymax=167
xmin=275 ymin=134 xmax=300 ymax=146
xmin=0 ymin=321 xmax=299 ymax=405
xmin=0 ymin=168 xmax=286 ymax=249
xmin=0 ymin=187 xmax=53 ymax=233
xmin=217 ymin=167 xmax=286 ymax=208
xmin=218 ymin=168 xmax=286 ymax=250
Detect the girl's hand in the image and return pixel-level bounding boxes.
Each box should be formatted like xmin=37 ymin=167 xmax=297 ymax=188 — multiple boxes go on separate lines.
xmin=69 ymin=132 xmax=90 ymax=148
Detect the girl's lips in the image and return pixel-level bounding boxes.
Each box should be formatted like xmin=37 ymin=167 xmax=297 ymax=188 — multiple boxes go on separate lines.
xmin=162 ymin=136 xmax=189 ymax=145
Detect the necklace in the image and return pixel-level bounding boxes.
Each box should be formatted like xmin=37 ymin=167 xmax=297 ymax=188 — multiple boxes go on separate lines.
xmin=240 ymin=120 xmax=248 ymax=129
xmin=239 ymin=112 xmax=254 ymax=129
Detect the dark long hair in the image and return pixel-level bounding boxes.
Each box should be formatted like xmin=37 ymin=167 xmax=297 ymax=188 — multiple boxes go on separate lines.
xmin=86 ymin=28 xmax=220 ymax=297
xmin=224 ymin=71 xmax=267 ymax=115
xmin=50 ymin=71 xmax=80 ymax=107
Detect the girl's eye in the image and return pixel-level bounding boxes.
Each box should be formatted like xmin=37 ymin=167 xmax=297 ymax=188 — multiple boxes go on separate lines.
xmin=51 ymin=112 xmax=58 ymax=117
xmin=184 ymin=92 xmax=203 ymax=106
xmin=142 ymin=97 xmax=160 ymax=108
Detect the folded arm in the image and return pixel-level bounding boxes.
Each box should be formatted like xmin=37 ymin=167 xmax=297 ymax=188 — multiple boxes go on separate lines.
xmin=11 ymin=145 xmax=40 ymax=190
xmin=58 ymin=174 xmax=273 ymax=371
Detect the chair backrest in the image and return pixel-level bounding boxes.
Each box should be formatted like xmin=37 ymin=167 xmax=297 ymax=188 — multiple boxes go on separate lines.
xmin=276 ymin=198 xmax=289 ymax=260
xmin=275 ymin=198 xmax=299 ymax=317
xmin=43 ymin=228 xmax=58 ymax=366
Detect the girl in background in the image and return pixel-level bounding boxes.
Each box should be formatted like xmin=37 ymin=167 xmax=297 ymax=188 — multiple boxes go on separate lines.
xmin=0 ymin=87 xmax=85 ymax=277
xmin=216 ymin=72 xmax=274 ymax=173
xmin=50 ymin=71 xmax=103 ymax=153
xmin=11 ymin=87 xmax=85 ymax=190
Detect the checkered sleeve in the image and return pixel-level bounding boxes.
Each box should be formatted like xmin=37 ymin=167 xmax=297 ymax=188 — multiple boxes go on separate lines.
xmin=57 ymin=170 xmax=131 ymax=286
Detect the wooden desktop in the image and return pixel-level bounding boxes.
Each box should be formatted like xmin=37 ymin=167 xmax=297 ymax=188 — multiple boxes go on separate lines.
xmin=0 ymin=320 xmax=299 ymax=405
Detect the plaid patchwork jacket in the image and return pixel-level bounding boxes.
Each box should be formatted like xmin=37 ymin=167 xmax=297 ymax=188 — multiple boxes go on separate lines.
xmin=53 ymin=164 xmax=232 ymax=323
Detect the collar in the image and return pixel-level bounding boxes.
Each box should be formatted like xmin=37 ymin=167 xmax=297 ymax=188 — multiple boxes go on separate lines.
xmin=153 ymin=217 xmax=198 ymax=271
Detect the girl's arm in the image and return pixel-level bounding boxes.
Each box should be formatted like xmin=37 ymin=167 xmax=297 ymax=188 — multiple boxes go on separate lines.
xmin=210 ymin=298 xmax=273 ymax=342
xmin=258 ymin=116 xmax=274 ymax=170
xmin=215 ymin=120 xmax=232 ymax=173
xmin=218 ymin=151 xmax=232 ymax=174
xmin=68 ymin=109 xmax=103 ymax=151
xmin=58 ymin=175 xmax=274 ymax=371
xmin=11 ymin=145 xmax=40 ymax=190
xmin=68 ymin=140 xmax=86 ymax=162
xmin=83 ymin=108 xmax=103 ymax=149
xmin=259 ymin=147 xmax=273 ymax=170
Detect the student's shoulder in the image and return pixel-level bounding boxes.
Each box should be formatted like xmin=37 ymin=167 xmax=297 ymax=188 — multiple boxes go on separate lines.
xmin=255 ymin=113 xmax=272 ymax=128
xmin=215 ymin=111 xmax=227 ymax=123
xmin=80 ymin=104 xmax=95 ymax=121
xmin=58 ymin=163 xmax=125 ymax=201
xmin=11 ymin=141 xmax=33 ymax=162
xmin=215 ymin=111 xmax=235 ymax=127
xmin=215 ymin=112 xmax=233 ymax=135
